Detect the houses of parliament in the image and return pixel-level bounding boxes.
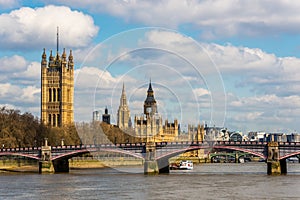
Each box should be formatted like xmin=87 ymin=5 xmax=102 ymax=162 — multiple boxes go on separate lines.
xmin=40 ymin=30 xmax=204 ymax=144
xmin=94 ymin=81 xmax=205 ymax=143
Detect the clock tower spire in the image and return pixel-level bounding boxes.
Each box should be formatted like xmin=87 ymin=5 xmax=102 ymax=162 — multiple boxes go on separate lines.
xmin=144 ymin=80 xmax=157 ymax=116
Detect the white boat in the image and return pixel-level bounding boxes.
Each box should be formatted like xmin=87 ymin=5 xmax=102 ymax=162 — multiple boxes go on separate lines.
xmin=179 ymin=160 xmax=193 ymax=170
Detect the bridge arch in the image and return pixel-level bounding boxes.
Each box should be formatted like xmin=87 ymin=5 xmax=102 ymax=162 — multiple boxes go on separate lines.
xmin=0 ymin=152 xmax=39 ymax=160
xmin=156 ymin=145 xmax=266 ymax=162
xmin=280 ymin=151 xmax=300 ymax=160
xmin=51 ymin=147 xmax=144 ymax=161
xmin=209 ymin=152 xmax=249 ymax=159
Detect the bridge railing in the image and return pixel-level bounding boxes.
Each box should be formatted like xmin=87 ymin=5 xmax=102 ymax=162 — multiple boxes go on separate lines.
xmin=154 ymin=141 xmax=269 ymax=146
xmin=2 ymin=141 xmax=300 ymax=153
xmin=1 ymin=147 xmax=41 ymax=152
xmin=51 ymin=143 xmax=147 ymax=151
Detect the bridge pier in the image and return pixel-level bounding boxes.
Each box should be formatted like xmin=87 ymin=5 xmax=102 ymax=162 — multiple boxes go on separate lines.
xmin=267 ymin=142 xmax=286 ymax=175
xmin=157 ymin=159 xmax=170 ymax=174
xmin=39 ymin=161 xmax=54 ymax=173
xmin=144 ymin=142 xmax=160 ymax=174
xmin=53 ymin=159 xmax=69 ymax=173
xmin=39 ymin=139 xmax=54 ymax=173
xmin=280 ymin=159 xmax=287 ymax=174
xmin=144 ymin=160 xmax=159 ymax=174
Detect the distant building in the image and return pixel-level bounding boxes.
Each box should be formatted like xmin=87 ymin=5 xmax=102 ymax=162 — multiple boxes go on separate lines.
xmin=134 ymin=81 xmax=162 ymax=137
xmin=266 ymin=133 xmax=287 ymax=142
xmin=102 ymin=107 xmax=111 ymax=124
xmin=229 ymin=131 xmax=243 ymax=142
xmin=286 ymin=133 xmax=300 ymax=142
xmin=117 ymin=83 xmax=131 ymax=129
xmin=163 ymin=119 xmax=179 ymax=140
xmin=187 ymin=124 xmax=204 ymax=142
xmin=41 ymin=29 xmax=74 ymax=127
xmin=248 ymin=131 xmax=266 ymax=142
xmin=204 ymin=125 xmax=229 ymax=141
xmin=93 ymin=110 xmax=101 ymax=121
xmin=134 ymin=80 xmax=179 ymax=141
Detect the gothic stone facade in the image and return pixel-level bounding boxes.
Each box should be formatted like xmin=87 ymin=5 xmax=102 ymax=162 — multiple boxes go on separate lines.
xmin=41 ymin=48 xmax=74 ymax=127
xmin=117 ymin=83 xmax=131 ymax=129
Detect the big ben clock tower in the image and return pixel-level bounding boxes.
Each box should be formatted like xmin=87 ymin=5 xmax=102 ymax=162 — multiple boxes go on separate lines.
xmin=143 ymin=80 xmax=157 ymax=116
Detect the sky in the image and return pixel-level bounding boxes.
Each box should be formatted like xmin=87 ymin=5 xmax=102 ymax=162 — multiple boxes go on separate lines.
xmin=1 ymin=0 xmax=300 ymax=134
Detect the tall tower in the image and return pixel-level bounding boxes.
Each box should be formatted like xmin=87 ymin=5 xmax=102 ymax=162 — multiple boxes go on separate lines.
xmin=117 ymin=83 xmax=131 ymax=129
xmin=144 ymin=80 xmax=157 ymax=116
xmin=134 ymin=80 xmax=162 ymax=137
xmin=102 ymin=107 xmax=111 ymax=124
xmin=41 ymin=29 xmax=74 ymax=127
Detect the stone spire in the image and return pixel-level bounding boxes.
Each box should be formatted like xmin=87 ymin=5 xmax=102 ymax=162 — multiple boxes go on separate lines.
xmin=41 ymin=48 xmax=47 ymax=66
xmin=120 ymin=83 xmax=128 ymax=108
xmin=68 ymin=50 xmax=74 ymax=69
xmin=49 ymin=50 xmax=54 ymax=61
xmin=62 ymin=48 xmax=66 ymax=61
xmin=117 ymin=83 xmax=131 ymax=129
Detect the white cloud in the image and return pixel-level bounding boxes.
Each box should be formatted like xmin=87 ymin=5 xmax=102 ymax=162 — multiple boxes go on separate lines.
xmin=49 ymin=0 xmax=300 ymax=38
xmin=193 ymin=88 xmax=210 ymax=97
xmin=0 ymin=83 xmax=20 ymax=97
xmin=74 ymin=66 xmax=118 ymax=90
xmin=0 ymin=5 xmax=99 ymax=50
xmin=13 ymin=61 xmax=40 ymax=80
xmin=226 ymin=93 xmax=300 ymax=132
xmin=0 ymin=55 xmax=27 ymax=73
xmin=0 ymin=55 xmax=40 ymax=86
xmin=20 ymin=86 xmax=40 ymax=103
xmin=0 ymin=83 xmax=39 ymax=104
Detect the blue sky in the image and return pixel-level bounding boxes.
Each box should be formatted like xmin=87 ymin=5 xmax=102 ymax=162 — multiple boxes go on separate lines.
xmin=1 ymin=0 xmax=300 ymax=134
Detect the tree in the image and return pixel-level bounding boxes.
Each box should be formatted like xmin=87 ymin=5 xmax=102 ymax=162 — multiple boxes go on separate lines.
xmin=0 ymin=107 xmax=80 ymax=147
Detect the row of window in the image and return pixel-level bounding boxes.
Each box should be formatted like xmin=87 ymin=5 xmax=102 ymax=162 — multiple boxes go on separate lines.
xmin=48 ymin=105 xmax=60 ymax=109
xmin=48 ymin=88 xmax=71 ymax=102
xmin=48 ymin=114 xmax=61 ymax=127
xmin=49 ymin=88 xmax=61 ymax=102
xmin=48 ymin=80 xmax=59 ymax=84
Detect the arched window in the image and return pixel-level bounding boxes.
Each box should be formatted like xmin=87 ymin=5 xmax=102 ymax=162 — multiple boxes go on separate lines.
xmin=49 ymin=88 xmax=52 ymax=102
xmin=57 ymin=114 xmax=60 ymax=127
xmin=53 ymin=114 xmax=56 ymax=127
xmin=67 ymin=89 xmax=70 ymax=102
xmin=57 ymin=88 xmax=61 ymax=101
xmin=48 ymin=114 xmax=51 ymax=125
xmin=53 ymin=88 xmax=56 ymax=102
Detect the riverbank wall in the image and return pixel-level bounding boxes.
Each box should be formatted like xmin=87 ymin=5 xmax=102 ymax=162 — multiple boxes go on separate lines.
xmin=0 ymin=157 xmax=144 ymax=172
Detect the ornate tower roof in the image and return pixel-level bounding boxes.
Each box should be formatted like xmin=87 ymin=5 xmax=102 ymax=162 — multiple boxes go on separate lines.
xmin=145 ymin=80 xmax=156 ymax=104
xmin=120 ymin=83 xmax=129 ymax=109
xmin=117 ymin=83 xmax=131 ymax=129
xmin=144 ymin=80 xmax=157 ymax=115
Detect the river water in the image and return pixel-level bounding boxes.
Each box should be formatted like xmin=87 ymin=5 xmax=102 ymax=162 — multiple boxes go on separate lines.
xmin=1 ymin=163 xmax=300 ymax=200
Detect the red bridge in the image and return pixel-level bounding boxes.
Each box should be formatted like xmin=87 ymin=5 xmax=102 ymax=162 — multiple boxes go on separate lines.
xmin=1 ymin=141 xmax=299 ymax=175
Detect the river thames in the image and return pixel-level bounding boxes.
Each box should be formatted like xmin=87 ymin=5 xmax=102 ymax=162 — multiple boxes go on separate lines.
xmin=1 ymin=163 xmax=300 ymax=199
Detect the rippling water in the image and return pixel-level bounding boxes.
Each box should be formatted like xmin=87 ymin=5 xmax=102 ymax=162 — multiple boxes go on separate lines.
xmin=1 ymin=163 xmax=300 ymax=200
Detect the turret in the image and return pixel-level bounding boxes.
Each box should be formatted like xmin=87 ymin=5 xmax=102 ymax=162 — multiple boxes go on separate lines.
xmin=49 ymin=50 xmax=54 ymax=61
xmin=41 ymin=48 xmax=47 ymax=67
xmin=62 ymin=48 xmax=67 ymax=63
xmin=68 ymin=50 xmax=74 ymax=70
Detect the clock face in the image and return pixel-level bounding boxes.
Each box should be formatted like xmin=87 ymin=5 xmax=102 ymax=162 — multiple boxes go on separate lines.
xmin=146 ymin=107 xmax=152 ymax=113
